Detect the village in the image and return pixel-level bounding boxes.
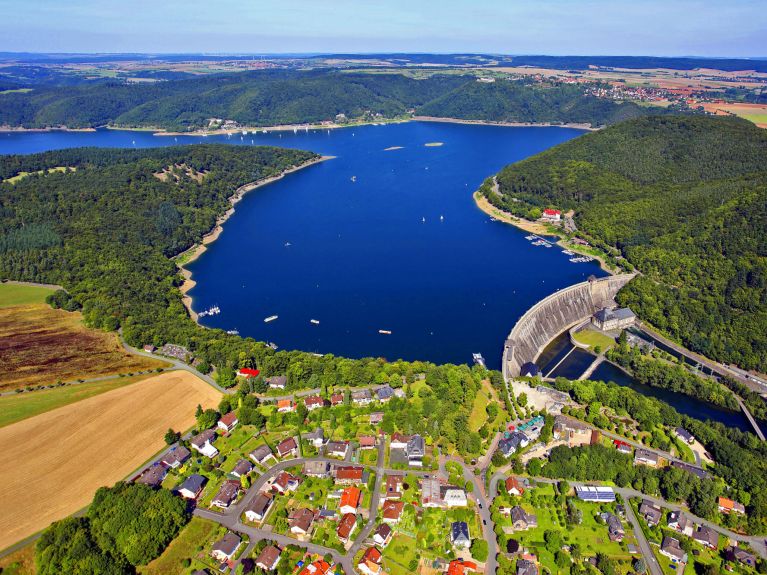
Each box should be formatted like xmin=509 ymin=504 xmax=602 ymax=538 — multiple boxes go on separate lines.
xmin=130 ymin=359 xmax=765 ymax=575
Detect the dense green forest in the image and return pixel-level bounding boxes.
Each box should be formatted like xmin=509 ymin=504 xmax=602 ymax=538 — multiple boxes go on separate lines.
xmin=486 ymin=116 xmax=767 ymax=372
xmin=0 ymin=69 xmax=671 ymax=130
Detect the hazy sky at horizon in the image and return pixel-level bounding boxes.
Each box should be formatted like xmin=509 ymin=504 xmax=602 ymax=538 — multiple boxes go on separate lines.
xmin=1 ymin=0 xmax=765 ymax=57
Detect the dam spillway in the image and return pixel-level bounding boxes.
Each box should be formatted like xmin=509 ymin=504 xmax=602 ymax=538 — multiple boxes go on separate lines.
xmin=503 ymin=274 xmax=636 ymax=380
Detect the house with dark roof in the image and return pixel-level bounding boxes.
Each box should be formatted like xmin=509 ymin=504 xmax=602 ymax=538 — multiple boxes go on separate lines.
xmin=693 ymin=525 xmax=719 ymax=549
xmin=288 ymin=508 xmax=315 ymax=536
xmin=326 ymin=440 xmax=350 ymax=459
xmin=190 ymin=429 xmax=218 ymax=458
xmin=266 ymin=375 xmax=287 ymax=389
xmin=249 ymin=444 xmax=273 ymax=465
xmin=212 ymin=480 xmax=240 ymax=508
xmin=136 ymin=463 xmax=167 ymax=487
xmin=660 ymin=537 xmax=687 ymax=563
xmin=352 ymin=389 xmax=373 ymax=406
xmin=634 ymin=448 xmax=659 ymax=467
xmin=177 ymin=474 xmax=207 ymax=499
xmin=591 ymin=307 xmax=635 ymax=331
xmin=245 ymin=492 xmax=274 ymax=523
xmin=304 ymin=428 xmax=325 ymax=448
xmin=604 ymin=513 xmax=625 ymax=542
xmin=407 ymin=434 xmax=425 ymax=466
xmin=376 ymin=386 xmax=394 ymax=402
xmin=373 ymin=523 xmax=393 ymax=547
xmin=498 ymin=431 xmax=529 ymax=457
xmin=161 ymin=446 xmax=191 ymax=468
xmin=667 ymin=510 xmax=694 ymax=536
xmin=231 ymin=459 xmax=254 ymax=478
xmin=510 ymin=506 xmax=538 ymax=531
xmin=255 ymin=545 xmax=282 ymax=571
xmin=451 ymin=521 xmax=471 ymax=548
xmin=725 ymin=547 xmax=756 ymax=568
xmin=276 ymin=437 xmax=298 ymax=458
xmin=639 ymin=500 xmax=662 ymax=526
xmin=674 ymin=427 xmax=695 ymax=444
xmin=211 ymin=532 xmax=241 ymax=562
xmin=519 ymin=362 xmax=540 ymax=377
xmin=517 ymin=559 xmax=538 ymax=575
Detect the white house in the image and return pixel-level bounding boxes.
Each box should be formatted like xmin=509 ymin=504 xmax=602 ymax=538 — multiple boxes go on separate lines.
xmin=190 ymin=429 xmax=218 ymax=458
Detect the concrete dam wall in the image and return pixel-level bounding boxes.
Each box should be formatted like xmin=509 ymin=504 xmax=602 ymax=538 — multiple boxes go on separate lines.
xmin=503 ymin=274 xmax=636 ymax=380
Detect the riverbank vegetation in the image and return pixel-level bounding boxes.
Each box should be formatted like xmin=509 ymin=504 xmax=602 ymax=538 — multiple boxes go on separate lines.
xmin=0 ymin=69 xmax=680 ymax=131
xmin=487 ymin=116 xmax=767 ymax=372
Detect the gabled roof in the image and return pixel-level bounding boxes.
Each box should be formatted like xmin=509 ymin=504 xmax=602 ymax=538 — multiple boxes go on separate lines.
xmin=232 ymin=459 xmax=254 ymax=476
xmin=255 ymin=545 xmax=281 ymax=569
xmin=237 ymin=367 xmax=260 ymax=378
xmin=340 ymin=486 xmax=361 ymax=509
xmin=361 ymin=546 xmax=382 ymax=565
xmin=376 ymin=386 xmax=394 ymax=399
xmin=337 ymin=512 xmax=357 ymax=538
xmin=375 ymin=523 xmax=392 ymax=540
xmin=335 ymin=466 xmax=364 ymax=481
xmin=178 ymin=474 xmax=206 ymax=493
xmin=451 ymin=521 xmax=470 ymax=542
xmin=250 ymin=444 xmax=272 ymax=461
xmin=219 ymin=411 xmax=238 ymax=427
xmin=288 ymin=507 xmax=315 ymax=532
xmin=506 ymin=476 xmax=526 ymax=494
xmin=190 ymin=428 xmax=216 ymax=447
xmin=277 ymin=437 xmax=297 ymax=454
xmin=382 ymin=500 xmax=404 ymax=520
xmin=212 ymin=532 xmax=241 ymax=556
xmin=162 ymin=446 xmax=191 ymax=466
xmin=246 ymin=492 xmax=273 ymax=517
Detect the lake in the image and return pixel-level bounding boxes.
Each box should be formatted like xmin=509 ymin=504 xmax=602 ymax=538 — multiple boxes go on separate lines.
xmin=0 ymin=121 xmax=605 ymax=368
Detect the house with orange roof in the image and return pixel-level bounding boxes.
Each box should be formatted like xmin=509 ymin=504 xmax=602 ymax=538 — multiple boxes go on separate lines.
xmin=357 ymin=547 xmax=383 ymax=575
xmin=447 ymin=559 xmax=478 ymax=575
xmin=382 ymin=500 xmax=405 ymax=524
xmin=506 ymin=476 xmax=526 ymax=496
xmin=340 ymin=486 xmax=361 ymax=514
xmin=298 ymin=559 xmax=331 ymax=575
xmin=277 ymin=399 xmax=296 ymax=413
xmin=718 ymin=497 xmax=746 ymax=515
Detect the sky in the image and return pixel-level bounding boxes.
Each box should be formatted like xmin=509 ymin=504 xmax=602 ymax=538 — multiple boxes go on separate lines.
xmin=0 ymin=0 xmax=765 ymax=57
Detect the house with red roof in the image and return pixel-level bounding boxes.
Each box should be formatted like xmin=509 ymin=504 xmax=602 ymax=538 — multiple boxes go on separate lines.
xmin=359 ymin=435 xmax=376 ymax=449
xmin=330 ymin=393 xmax=345 ymax=406
xmin=506 ymin=476 xmax=526 ymax=496
xmin=236 ymin=367 xmax=260 ymax=379
xmin=304 ymin=396 xmax=325 ymax=411
xmin=340 ymin=486 xmax=361 ymax=514
xmin=357 ymin=547 xmax=383 ymax=575
xmin=541 ymin=208 xmax=561 ymax=222
xmin=337 ymin=512 xmax=358 ymax=542
xmin=719 ymin=497 xmax=746 ymax=515
xmin=298 ymin=559 xmax=331 ymax=575
xmin=334 ymin=465 xmax=364 ymax=484
xmin=217 ymin=411 xmax=239 ymax=433
xmin=272 ymin=471 xmax=300 ymax=494
xmin=447 ymin=559 xmax=478 ymax=575
xmin=382 ymin=500 xmax=405 ymax=523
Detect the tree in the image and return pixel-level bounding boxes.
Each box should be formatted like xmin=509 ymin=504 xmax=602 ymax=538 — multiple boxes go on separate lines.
xmin=164 ymin=428 xmax=180 ymax=445
xmin=544 ymin=530 xmax=563 ymax=553
xmin=518 ymin=393 xmax=528 ymax=407
xmin=470 ymin=539 xmax=489 ymax=562
xmin=527 ymin=458 xmax=543 ymax=476
xmin=633 ymin=559 xmax=646 ymax=574
xmin=196 ymin=408 xmax=218 ymax=430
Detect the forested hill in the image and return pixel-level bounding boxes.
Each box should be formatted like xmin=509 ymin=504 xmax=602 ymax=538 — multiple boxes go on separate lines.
xmin=0 ymin=69 xmax=672 ymax=130
xmin=489 ymin=115 xmax=767 ymax=372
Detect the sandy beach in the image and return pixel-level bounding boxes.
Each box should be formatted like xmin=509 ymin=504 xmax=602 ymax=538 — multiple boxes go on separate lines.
xmin=177 ymin=155 xmax=334 ymax=320
xmin=153 ymin=118 xmax=410 ymax=137
xmin=414 ymin=115 xmax=599 ymax=131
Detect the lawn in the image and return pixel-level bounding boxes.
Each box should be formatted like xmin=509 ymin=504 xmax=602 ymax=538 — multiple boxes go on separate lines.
xmin=360 ymin=448 xmax=378 ymax=466
xmin=0 ymin=543 xmax=35 ymax=575
xmin=0 ymin=282 xmax=54 ymax=307
xmin=2 ymin=166 xmax=74 ymax=185
xmin=572 ymin=328 xmax=616 ymax=351
xmin=469 ymin=379 xmax=499 ymax=432
xmin=138 ymin=517 xmax=222 ymax=575
xmin=382 ymin=533 xmax=420 ymax=575
xmin=0 ymin=302 xmax=166 ymax=391
xmin=0 ymin=373 xmax=154 ymax=428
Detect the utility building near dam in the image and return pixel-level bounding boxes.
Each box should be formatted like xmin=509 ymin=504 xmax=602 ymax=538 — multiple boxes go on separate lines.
xmin=503 ymin=274 xmax=636 ymax=380
xmin=592 ymin=307 xmax=636 ymax=331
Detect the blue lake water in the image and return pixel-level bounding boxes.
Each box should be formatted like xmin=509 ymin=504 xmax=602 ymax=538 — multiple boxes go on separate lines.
xmin=0 ymin=122 xmax=606 ymax=368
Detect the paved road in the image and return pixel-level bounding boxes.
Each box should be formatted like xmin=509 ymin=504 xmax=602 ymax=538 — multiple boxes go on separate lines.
xmin=623 ymin=496 xmax=663 ymax=575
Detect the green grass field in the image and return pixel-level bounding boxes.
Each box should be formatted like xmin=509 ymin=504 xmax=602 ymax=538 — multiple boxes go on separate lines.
xmin=0 ymin=283 xmax=55 ymax=308
xmin=3 ymin=166 xmax=73 ymax=185
xmin=741 ymin=113 xmax=767 ymax=125
xmin=0 ymin=373 xmax=153 ymax=428
xmin=572 ymin=328 xmax=616 ymax=351
xmin=138 ymin=517 xmax=223 ymax=575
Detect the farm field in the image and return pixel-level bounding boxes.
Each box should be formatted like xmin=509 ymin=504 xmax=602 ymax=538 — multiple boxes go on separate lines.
xmin=0 ymin=373 xmax=155 ymax=428
xmin=0 ymin=301 xmax=165 ymax=391
xmin=700 ymin=102 xmax=767 ymax=128
xmin=0 ymin=370 xmax=221 ymax=551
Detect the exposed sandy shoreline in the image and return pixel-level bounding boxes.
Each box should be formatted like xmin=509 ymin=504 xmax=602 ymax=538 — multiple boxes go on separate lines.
xmin=413 ymin=115 xmax=599 ymax=131
xmin=473 ymin=191 xmax=615 ymax=274
xmin=177 ymin=155 xmax=334 ymax=321
xmin=0 ymin=125 xmax=96 ymax=133
xmin=152 ymin=118 xmax=410 ymax=137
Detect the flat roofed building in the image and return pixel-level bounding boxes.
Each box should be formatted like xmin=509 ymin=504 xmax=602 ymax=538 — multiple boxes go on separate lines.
xmin=575 ymin=485 xmax=615 ymax=502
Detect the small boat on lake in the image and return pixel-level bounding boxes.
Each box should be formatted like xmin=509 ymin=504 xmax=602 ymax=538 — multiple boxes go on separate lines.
xmin=472 ymin=353 xmax=486 ymax=369
xmin=378 ymin=329 xmax=392 ymax=335
xmin=310 ymin=319 xmax=320 ymax=325
xmin=264 ymin=315 xmax=278 ymax=323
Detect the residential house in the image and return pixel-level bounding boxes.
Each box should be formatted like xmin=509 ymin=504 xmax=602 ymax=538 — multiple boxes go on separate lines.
xmin=136 ymin=463 xmax=167 ymax=487
xmin=288 ymin=508 xmax=315 ymax=536
xmin=331 ymin=393 xmax=345 ymax=406
xmin=359 ymin=435 xmax=376 ymax=449
xmin=255 ymin=545 xmax=281 ymax=571
xmin=639 ymin=500 xmax=662 ymax=526
xmin=541 ymin=208 xmax=561 ymax=221
xmin=337 ymin=512 xmax=357 ymax=542
xmin=390 ymin=432 xmax=410 ymax=449
xmin=634 ymin=448 xmax=659 ymax=467
xmin=376 ymin=386 xmax=394 ymax=402
xmin=725 ymin=547 xmax=757 ymax=568
xmin=212 ymin=480 xmax=240 ymax=509
xmin=667 ymin=510 xmax=694 ymax=536
xmin=407 ymin=434 xmax=425 ymax=466
xmin=447 ymin=560 xmax=478 ymax=575
xmin=385 ymin=475 xmax=403 ymax=499
xmin=326 ymin=440 xmax=350 ymax=459
xmin=217 ymin=411 xmax=239 ymax=434
xmin=272 ymin=471 xmax=300 ymax=494
xmin=276 ymin=437 xmax=298 ymax=458
xmin=382 ymin=500 xmax=405 ymax=523
xmin=249 ymin=444 xmax=274 ymax=466
xmin=266 ymin=375 xmax=287 ymax=390
xmin=719 ymin=497 xmax=746 ymax=515
xmin=575 ymin=485 xmax=615 ymax=502
xmin=451 ymin=521 xmax=471 ymax=548
xmin=143 ymin=344 xmax=156 ymax=353
xmin=421 ymin=478 xmax=467 ymax=508
xmin=660 ymin=537 xmax=687 ymax=563
xmin=190 ymin=429 xmax=218 ymax=458
xmin=670 ymin=460 xmax=709 ymax=479
xmin=357 ymin=547 xmax=383 ymax=575
xmin=211 ymin=532 xmax=241 ymax=563
xmin=340 ymin=486 xmax=361 ymax=514
xmin=334 ymin=465 xmax=364 ymax=485
xmin=605 ymin=513 xmax=625 ymax=542
xmin=277 ymin=399 xmax=296 ymax=413
xmin=373 ymin=523 xmax=393 ymax=547
xmin=352 ymin=389 xmax=373 ymax=406
xmin=304 ymin=460 xmax=331 ymax=478
xmin=304 ymin=396 xmax=324 ymax=411
xmin=553 ymin=416 xmax=591 ymax=447
xmin=304 ymin=428 xmax=325 ymax=448
xmin=498 ymin=431 xmax=529 ymax=457
xmin=236 ymin=367 xmax=260 ymax=379
xmin=177 ymin=474 xmax=207 ymax=499
xmin=693 ymin=525 xmax=719 ymax=549
xmin=506 ymin=476 xmax=527 ymax=496
xmin=510 ymin=506 xmax=538 ymax=531
xmin=299 ymin=560 xmax=331 ymax=575
xmin=675 ymin=427 xmax=695 ymax=444
xmin=161 ymin=446 xmax=191 ymax=469
xmin=244 ymin=492 xmax=274 ymax=523
xmin=613 ymin=440 xmax=632 ymax=454
xmin=370 ymin=412 xmax=384 ymax=424
xmin=231 ymin=459 xmax=254 ymax=478
xmin=517 ymin=559 xmax=538 ymax=575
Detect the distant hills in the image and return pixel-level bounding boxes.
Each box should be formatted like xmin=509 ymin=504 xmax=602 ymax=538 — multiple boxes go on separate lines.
xmin=488 ymin=115 xmax=767 ymax=371
xmin=0 ymin=70 xmax=682 ymax=130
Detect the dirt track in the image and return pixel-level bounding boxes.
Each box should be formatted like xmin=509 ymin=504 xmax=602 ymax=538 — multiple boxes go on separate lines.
xmin=0 ymin=371 xmax=221 ymax=550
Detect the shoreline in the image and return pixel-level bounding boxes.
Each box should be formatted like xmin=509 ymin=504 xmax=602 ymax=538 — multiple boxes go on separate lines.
xmin=0 ymin=125 xmax=97 ymax=133
xmin=472 ymin=190 xmax=615 ymax=275
xmin=177 ymin=155 xmax=334 ymax=321
xmin=413 ymin=116 xmax=600 ymax=131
